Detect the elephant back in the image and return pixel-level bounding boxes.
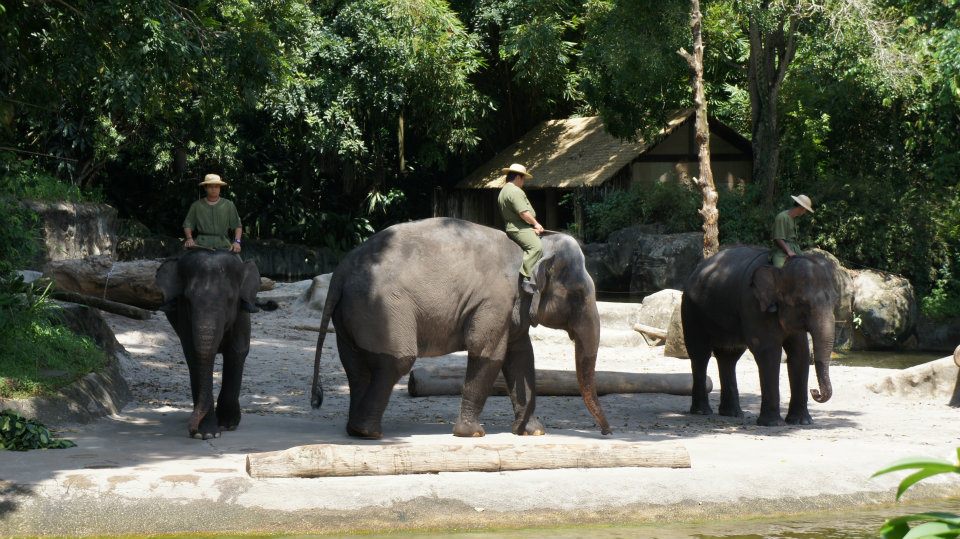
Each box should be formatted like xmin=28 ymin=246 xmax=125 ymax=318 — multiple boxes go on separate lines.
xmin=684 ymin=246 xmax=771 ymax=318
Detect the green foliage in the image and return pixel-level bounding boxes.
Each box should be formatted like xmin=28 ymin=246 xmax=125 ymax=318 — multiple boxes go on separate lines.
xmin=0 ymin=410 xmax=76 ymax=451
xmin=874 ymin=448 xmax=960 ymax=538
xmin=717 ymin=184 xmax=768 ymax=246
xmin=580 ymin=180 xmax=700 ymax=242
xmin=0 ymin=277 xmax=106 ymax=399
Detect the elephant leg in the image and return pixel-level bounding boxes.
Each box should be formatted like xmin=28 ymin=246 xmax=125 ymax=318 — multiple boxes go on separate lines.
xmin=501 ymin=335 xmax=544 ymax=436
xmin=751 ymin=344 xmax=785 ymax=426
xmin=714 ymin=347 xmax=745 ymax=418
xmin=346 ymin=348 xmax=413 ymax=440
xmin=784 ymin=333 xmax=812 ymax=425
xmin=454 ymin=350 xmax=506 ymax=438
xmin=336 ymin=332 xmax=370 ymax=424
xmin=216 ymin=328 xmax=249 ymax=431
xmin=683 ymin=302 xmax=713 ymax=416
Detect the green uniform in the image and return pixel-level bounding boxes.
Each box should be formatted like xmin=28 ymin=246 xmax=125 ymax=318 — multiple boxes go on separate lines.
xmin=498 ymin=181 xmax=542 ymax=278
xmin=183 ymin=198 xmax=241 ymax=249
xmin=771 ymin=209 xmax=801 ymax=268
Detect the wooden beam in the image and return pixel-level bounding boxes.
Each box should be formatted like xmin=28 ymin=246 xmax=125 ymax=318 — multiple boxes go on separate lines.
xmin=407 ymin=366 xmax=708 ymax=397
xmin=633 ymin=323 xmax=668 ymax=340
xmin=51 ymin=290 xmax=153 ymax=320
xmin=246 ymin=441 xmax=691 ymax=478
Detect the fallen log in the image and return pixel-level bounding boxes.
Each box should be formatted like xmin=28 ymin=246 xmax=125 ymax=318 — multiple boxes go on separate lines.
xmin=51 ymin=290 xmax=153 ymax=320
xmin=291 ymin=324 xmax=336 ymax=333
xmin=633 ymin=323 xmax=667 ymax=340
xmin=407 ymin=365 xmax=709 ymax=397
xmin=246 ymin=441 xmax=690 ymax=478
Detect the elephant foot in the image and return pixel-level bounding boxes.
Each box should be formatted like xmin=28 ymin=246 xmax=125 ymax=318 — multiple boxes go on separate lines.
xmin=346 ymin=421 xmax=383 ymax=440
xmin=217 ymin=406 xmax=241 ymax=432
xmin=785 ymin=410 xmax=812 ymax=425
xmin=756 ymin=412 xmax=786 ymax=427
xmin=689 ymin=402 xmax=713 ymax=416
xmin=191 ymin=430 xmax=221 ymax=440
xmin=718 ymin=404 xmax=744 ymax=418
xmin=512 ymin=417 xmax=545 ymax=436
xmin=188 ymin=409 xmax=221 ymax=440
xmin=453 ymin=419 xmax=485 ymax=437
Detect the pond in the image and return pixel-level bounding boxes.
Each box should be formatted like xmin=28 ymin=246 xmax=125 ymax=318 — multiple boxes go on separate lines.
xmin=832 ymin=350 xmax=945 ymax=369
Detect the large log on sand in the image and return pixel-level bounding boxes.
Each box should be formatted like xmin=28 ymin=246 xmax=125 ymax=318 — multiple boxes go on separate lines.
xmin=246 ymin=441 xmax=690 ymax=478
xmin=407 ymin=365 xmax=708 ymax=397
xmin=44 ymin=256 xmax=163 ymax=309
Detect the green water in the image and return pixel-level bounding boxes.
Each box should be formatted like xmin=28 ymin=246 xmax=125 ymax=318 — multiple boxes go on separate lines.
xmin=832 ymin=350 xmax=944 ymax=369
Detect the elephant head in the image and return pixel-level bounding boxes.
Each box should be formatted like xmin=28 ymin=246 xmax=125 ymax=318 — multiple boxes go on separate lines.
xmin=529 ymin=234 xmax=611 ymax=435
xmin=752 ymin=254 xmax=839 ymax=403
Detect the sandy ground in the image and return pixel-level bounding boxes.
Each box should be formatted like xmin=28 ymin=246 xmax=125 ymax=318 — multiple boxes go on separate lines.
xmin=2 ymin=280 xmax=959 ymax=536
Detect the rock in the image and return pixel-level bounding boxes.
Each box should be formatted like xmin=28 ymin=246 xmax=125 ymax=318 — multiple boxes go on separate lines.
xmin=16 ymin=270 xmax=43 ymax=284
xmin=629 ymin=232 xmax=704 ymax=297
xmin=850 ymin=269 xmax=917 ymax=349
xmin=663 ymin=302 xmax=688 ymax=359
xmin=867 ymin=356 xmax=957 ymax=401
xmin=582 ymin=224 xmax=664 ymax=295
xmin=633 ymin=289 xmax=682 ymax=345
xmin=0 ymin=304 xmax=132 ymax=425
xmin=22 ymin=201 xmax=118 ymax=269
xmin=43 ymin=256 xmax=164 ymax=309
xmin=916 ymin=315 xmax=960 ymax=353
xmin=300 ymin=273 xmax=333 ymax=311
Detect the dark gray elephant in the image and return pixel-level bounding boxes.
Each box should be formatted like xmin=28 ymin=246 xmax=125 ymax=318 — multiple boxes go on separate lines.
xmin=681 ymin=246 xmax=839 ymax=426
xmin=155 ymin=249 xmax=261 ymax=439
xmin=311 ymin=217 xmax=611 ymax=439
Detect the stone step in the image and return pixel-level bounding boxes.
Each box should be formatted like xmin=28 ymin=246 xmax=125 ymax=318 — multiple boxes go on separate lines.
xmin=596 ymin=301 xmax=641 ymax=330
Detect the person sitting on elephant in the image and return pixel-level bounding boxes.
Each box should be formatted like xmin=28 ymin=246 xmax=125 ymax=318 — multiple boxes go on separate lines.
xmin=160 ymin=173 xmax=256 ymax=314
xmin=497 ymin=163 xmax=544 ymax=294
xmin=183 ymin=173 xmax=243 ymax=253
xmin=771 ymin=193 xmax=814 ymax=268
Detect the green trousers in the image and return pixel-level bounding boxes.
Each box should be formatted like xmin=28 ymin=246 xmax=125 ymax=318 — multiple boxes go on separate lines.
xmin=771 ymin=240 xmax=802 ymax=268
xmin=507 ymin=228 xmax=543 ymax=278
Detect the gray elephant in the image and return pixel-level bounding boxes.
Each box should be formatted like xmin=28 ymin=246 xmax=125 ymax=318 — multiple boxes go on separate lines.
xmin=155 ymin=249 xmax=262 ymax=439
xmin=310 ymin=217 xmax=611 ymax=439
xmin=681 ymin=246 xmax=838 ymax=426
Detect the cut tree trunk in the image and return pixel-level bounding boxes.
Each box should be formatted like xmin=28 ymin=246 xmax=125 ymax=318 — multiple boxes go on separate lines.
xmin=44 ymin=256 xmax=164 ymax=309
xmin=633 ymin=323 xmax=668 ymax=341
xmin=246 ymin=441 xmax=691 ymax=478
xmin=407 ymin=366 xmax=709 ymax=397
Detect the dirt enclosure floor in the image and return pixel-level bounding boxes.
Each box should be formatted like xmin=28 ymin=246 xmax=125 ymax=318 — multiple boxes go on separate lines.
xmin=1 ymin=280 xmax=958 ymax=537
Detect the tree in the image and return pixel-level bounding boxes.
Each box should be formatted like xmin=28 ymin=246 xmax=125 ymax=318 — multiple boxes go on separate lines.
xmin=678 ymin=0 xmax=719 ymax=257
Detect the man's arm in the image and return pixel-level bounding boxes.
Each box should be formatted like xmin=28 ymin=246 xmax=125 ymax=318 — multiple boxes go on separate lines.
xmin=774 ymin=238 xmax=795 ymax=257
xmin=230 ymin=227 xmax=242 ymax=253
xmin=519 ymin=211 xmax=544 ymax=235
xmin=184 ymin=228 xmax=196 ymax=248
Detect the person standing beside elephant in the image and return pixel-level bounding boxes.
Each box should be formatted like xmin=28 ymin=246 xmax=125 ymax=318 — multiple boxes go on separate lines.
xmin=497 ymin=163 xmax=544 ymax=293
xmin=183 ymin=173 xmax=243 ymax=254
xmin=771 ymin=194 xmax=814 ymax=268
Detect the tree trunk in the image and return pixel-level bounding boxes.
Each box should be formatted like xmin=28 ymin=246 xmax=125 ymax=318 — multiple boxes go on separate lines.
xmin=679 ymin=0 xmax=719 ymax=258
xmin=246 ymin=441 xmax=691 ymax=478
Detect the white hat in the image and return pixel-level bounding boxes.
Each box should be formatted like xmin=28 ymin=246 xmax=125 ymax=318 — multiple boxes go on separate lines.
xmin=791 ymin=194 xmax=814 ymax=213
xmin=199 ymin=173 xmax=227 ymax=187
xmin=501 ymin=163 xmax=532 ymax=180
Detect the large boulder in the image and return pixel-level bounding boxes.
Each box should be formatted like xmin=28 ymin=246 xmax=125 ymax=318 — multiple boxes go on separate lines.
xmin=583 ymin=224 xmax=663 ymax=294
xmin=23 ymin=201 xmax=117 ymax=269
xmin=916 ymin=315 xmax=960 ymax=353
xmin=851 ymin=269 xmax=918 ymax=349
xmin=632 ymin=289 xmax=682 ymax=345
xmin=629 ymin=232 xmax=703 ymax=297
xmin=867 ymin=355 xmax=957 ymax=401
xmin=663 ymin=302 xmax=688 ymax=359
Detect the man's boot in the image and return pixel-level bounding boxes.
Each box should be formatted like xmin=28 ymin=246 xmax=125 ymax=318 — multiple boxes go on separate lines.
xmin=521 ymin=276 xmax=537 ymax=295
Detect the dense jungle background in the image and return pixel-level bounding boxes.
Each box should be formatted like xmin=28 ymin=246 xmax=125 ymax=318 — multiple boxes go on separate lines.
xmin=1 ymin=0 xmax=959 ymax=317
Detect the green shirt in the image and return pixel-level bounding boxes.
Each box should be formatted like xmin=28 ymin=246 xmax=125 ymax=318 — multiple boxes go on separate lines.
xmin=772 ymin=209 xmax=800 ymax=253
xmin=183 ymin=198 xmax=241 ymax=249
xmin=497 ymin=182 xmax=536 ymax=233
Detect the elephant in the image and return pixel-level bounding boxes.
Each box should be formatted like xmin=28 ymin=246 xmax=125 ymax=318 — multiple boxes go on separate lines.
xmin=155 ymin=249 xmax=262 ymax=439
xmin=681 ymin=246 xmax=839 ymax=426
xmin=310 ymin=217 xmax=611 ymax=439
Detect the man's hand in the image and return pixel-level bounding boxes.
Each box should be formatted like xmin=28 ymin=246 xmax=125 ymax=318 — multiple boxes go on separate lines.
xmin=533 ymin=223 xmax=544 ymax=235
xmin=230 ymin=242 xmax=241 ymax=254
xmin=184 ymin=238 xmax=196 ymax=249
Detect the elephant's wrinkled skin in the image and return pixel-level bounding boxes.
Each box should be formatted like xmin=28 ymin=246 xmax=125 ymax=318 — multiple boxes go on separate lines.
xmin=681 ymin=246 xmax=839 ymax=426
xmin=311 ymin=217 xmax=611 ymax=439
xmin=155 ymin=249 xmax=261 ymax=439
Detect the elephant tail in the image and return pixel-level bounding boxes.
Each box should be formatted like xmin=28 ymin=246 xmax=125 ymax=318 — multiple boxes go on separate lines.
xmin=311 ymin=272 xmax=343 ymax=409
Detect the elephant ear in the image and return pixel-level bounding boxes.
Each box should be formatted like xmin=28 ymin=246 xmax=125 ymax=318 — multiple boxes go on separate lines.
xmin=751 ymin=265 xmax=780 ymax=313
xmin=240 ymin=260 xmax=261 ymax=308
xmin=529 ymin=255 xmax=555 ymax=327
xmin=155 ymin=258 xmax=182 ymax=305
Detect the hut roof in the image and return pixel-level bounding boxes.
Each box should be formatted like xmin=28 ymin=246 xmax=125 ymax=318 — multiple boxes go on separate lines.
xmin=457 ymin=110 xmax=695 ymax=190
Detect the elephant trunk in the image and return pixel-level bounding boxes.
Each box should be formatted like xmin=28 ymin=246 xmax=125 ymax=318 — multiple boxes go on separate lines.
xmin=810 ymin=311 xmax=835 ymax=403
xmin=572 ymin=308 xmax=612 ymax=435
xmin=188 ymin=316 xmax=221 ymax=432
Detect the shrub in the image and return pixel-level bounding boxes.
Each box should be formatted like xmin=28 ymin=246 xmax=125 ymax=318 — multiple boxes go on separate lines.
xmin=0 ymin=410 xmax=76 ymax=450
xmin=581 ymin=180 xmax=701 ymax=242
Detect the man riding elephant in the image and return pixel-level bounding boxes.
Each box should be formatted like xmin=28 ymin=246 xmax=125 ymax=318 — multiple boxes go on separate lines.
xmin=497 ymin=163 xmax=544 ymax=294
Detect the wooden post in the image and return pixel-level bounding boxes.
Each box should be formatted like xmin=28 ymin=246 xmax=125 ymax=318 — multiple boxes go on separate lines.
xmin=246 ymin=441 xmax=691 ymax=478
xmin=407 ymin=366 xmax=709 ymax=397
